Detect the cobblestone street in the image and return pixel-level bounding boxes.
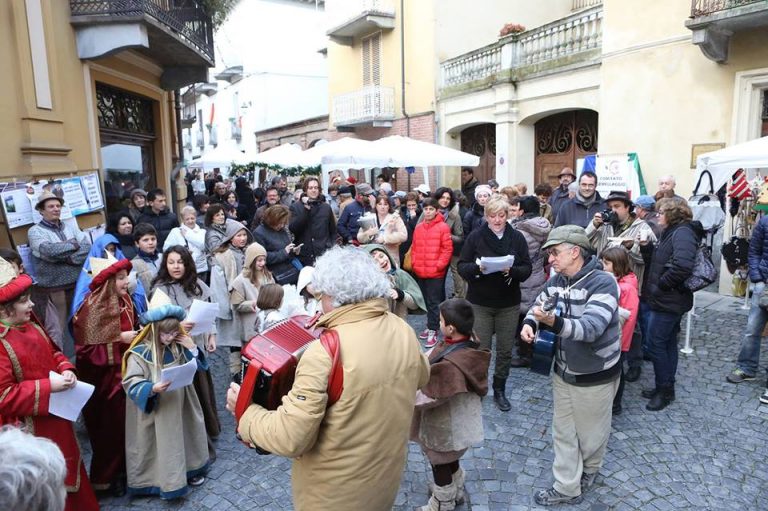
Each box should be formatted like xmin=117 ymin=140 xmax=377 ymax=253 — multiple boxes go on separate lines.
xmin=95 ymin=291 xmax=768 ymax=511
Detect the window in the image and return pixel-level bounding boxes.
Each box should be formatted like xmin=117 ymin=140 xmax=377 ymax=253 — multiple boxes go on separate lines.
xmin=362 ymin=32 xmax=381 ymax=86
xmin=762 ymin=90 xmax=768 ymax=136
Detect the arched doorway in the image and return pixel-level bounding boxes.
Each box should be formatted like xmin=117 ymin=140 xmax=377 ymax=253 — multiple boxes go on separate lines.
xmin=534 ymin=110 xmax=598 ymax=187
xmin=461 ymin=123 xmax=495 ymax=185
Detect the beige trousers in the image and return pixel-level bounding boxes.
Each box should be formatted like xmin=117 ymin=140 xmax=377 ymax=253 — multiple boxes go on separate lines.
xmin=551 ymin=373 xmax=619 ymax=497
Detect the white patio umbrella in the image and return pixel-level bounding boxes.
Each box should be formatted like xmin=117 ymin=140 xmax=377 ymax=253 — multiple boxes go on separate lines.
xmin=188 ymin=142 xmax=251 ymax=173
xmin=253 ymin=143 xmax=304 ymax=167
xmin=372 ymin=135 xmax=480 ymax=167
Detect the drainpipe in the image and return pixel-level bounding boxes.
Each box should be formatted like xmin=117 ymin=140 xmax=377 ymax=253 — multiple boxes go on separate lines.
xmin=400 ymin=0 xmax=411 ymax=191
xmin=172 ymin=89 xmax=184 ymax=212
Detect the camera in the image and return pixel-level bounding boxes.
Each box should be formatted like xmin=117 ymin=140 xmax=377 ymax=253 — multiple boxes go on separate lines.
xmin=600 ymin=209 xmax=617 ymax=224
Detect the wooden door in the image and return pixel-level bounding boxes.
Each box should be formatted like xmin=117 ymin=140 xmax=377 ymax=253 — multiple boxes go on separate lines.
xmin=534 ymin=110 xmax=598 ymax=187
xmin=461 ymin=124 xmax=495 ymax=185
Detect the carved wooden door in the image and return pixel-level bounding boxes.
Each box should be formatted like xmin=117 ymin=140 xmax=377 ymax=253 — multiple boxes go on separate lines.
xmin=534 ymin=110 xmax=598 ymax=187
xmin=461 ymin=124 xmax=495 ymax=186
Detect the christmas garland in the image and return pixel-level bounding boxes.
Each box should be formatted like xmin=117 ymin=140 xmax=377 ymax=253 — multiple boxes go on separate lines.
xmin=229 ymin=162 xmax=321 ymax=181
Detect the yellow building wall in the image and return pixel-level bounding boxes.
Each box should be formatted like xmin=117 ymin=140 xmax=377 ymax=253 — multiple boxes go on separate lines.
xmin=0 ymin=0 xmax=180 ymax=248
xmin=326 ymin=0 xmax=436 ymax=124
xmin=599 ymin=0 xmax=768 ymax=195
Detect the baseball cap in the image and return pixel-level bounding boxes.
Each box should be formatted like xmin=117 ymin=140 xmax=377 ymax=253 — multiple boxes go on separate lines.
xmin=356 ymin=183 xmax=375 ymax=196
xmin=414 ymin=184 xmax=430 ymax=195
xmin=634 ymin=195 xmax=656 ymax=210
xmin=542 ymin=225 xmax=591 ymax=250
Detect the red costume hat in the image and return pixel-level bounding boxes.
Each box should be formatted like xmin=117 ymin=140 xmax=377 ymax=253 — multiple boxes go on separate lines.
xmin=0 ymin=257 xmax=32 ymax=303
xmin=89 ymin=257 xmax=132 ymax=291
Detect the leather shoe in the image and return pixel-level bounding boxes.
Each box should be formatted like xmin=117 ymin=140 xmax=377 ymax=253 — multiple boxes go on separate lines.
xmin=625 ymin=366 xmax=641 ymax=382
xmin=642 ymin=387 xmax=675 ymax=400
xmin=646 ymin=387 xmax=673 ymax=411
xmin=509 ymin=357 xmax=531 ymax=368
xmin=493 ymin=389 xmax=511 ymax=412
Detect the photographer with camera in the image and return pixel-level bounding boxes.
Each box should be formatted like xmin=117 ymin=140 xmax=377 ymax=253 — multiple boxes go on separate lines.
xmin=289 ymin=177 xmax=337 ymax=267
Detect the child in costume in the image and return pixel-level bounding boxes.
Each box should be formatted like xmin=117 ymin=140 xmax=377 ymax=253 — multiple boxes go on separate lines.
xmin=230 ymin=242 xmax=274 ymax=351
xmin=0 ymin=256 xmax=99 ymax=511
xmin=71 ymin=253 xmax=138 ymax=496
xmin=411 ymin=298 xmax=491 ymax=511
xmin=296 ymin=266 xmax=321 ymax=317
xmin=363 ymin=244 xmax=426 ymax=319
xmin=122 ymin=289 xmax=210 ymax=499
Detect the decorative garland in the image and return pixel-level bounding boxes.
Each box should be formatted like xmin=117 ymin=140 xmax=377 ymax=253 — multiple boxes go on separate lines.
xmin=229 ymin=162 xmax=321 ymax=181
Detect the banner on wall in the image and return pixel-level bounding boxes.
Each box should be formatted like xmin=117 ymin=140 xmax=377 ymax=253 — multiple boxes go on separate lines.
xmin=0 ymin=172 xmax=104 ymax=229
xmin=578 ymin=153 xmax=647 ymax=199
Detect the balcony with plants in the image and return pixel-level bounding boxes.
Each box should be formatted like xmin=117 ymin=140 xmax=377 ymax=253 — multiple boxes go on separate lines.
xmin=686 ymin=0 xmax=768 ymax=63
xmin=439 ymin=5 xmax=603 ymax=98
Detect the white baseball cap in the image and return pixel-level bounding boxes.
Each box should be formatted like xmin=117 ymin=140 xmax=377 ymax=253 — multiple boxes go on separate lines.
xmin=413 ymin=184 xmax=431 ymax=195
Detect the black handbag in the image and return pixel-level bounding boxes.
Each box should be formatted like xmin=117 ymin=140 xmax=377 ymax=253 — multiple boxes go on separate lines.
xmin=721 ymin=235 xmax=749 ymax=274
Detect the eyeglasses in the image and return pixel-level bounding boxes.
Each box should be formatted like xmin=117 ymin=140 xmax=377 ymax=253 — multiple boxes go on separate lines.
xmin=546 ymin=245 xmax=574 ymax=258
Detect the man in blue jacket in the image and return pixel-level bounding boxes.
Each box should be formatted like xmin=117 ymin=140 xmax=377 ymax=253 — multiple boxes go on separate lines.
xmin=726 ymin=214 xmax=768 ymax=405
xmin=554 ymin=171 xmax=604 ymax=228
xmin=336 ymin=183 xmax=374 ymax=244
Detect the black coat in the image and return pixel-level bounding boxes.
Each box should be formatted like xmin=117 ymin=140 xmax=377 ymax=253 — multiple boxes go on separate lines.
xmin=458 ymin=224 xmax=532 ymax=308
xmin=644 ymin=222 xmax=701 ymax=315
xmin=289 ymin=197 xmax=337 ymax=266
xmin=253 ymin=224 xmax=298 ymax=285
xmin=463 ymin=202 xmax=485 ymax=238
xmin=137 ymin=209 xmax=179 ymax=249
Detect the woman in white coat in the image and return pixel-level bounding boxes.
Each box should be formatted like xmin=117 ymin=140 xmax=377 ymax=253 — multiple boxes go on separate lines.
xmin=164 ymin=205 xmax=209 ymax=281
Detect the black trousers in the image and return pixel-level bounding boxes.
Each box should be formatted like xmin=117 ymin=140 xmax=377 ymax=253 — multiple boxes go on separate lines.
xmin=418 ymin=275 xmax=446 ymax=331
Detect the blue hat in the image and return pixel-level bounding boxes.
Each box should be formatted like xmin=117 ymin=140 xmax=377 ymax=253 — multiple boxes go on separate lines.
xmin=634 ymin=195 xmax=656 ymax=210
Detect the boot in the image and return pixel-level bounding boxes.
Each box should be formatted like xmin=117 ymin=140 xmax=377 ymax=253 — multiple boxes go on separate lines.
xmin=419 ymin=481 xmax=456 ymax=511
xmin=646 ymin=386 xmax=674 ymax=411
xmin=453 ymin=468 xmax=465 ymax=505
xmin=641 ymin=387 xmax=675 ymax=401
xmin=229 ymin=350 xmax=242 ymax=382
xmin=492 ymin=376 xmax=511 ymax=412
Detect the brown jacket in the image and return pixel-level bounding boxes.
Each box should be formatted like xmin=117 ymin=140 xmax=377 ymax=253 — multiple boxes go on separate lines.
xmin=238 ymin=298 xmax=430 ymax=511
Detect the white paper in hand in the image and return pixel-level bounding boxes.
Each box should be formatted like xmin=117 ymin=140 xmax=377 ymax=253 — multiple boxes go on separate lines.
xmin=186 ymin=300 xmax=218 ymax=335
xmin=47 ymin=371 xmax=95 ymax=422
xmin=479 ymin=255 xmax=515 ymax=275
xmin=159 ymin=358 xmax=198 ymax=392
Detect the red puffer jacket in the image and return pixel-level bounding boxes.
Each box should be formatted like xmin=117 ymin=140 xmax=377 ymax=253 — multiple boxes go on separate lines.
xmin=411 ymin=214 xmax=452 ymax=279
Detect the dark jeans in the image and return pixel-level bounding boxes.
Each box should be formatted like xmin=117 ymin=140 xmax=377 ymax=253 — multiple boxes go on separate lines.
xmin=419 ymin=276 xmax=446 ymax=331
xmin=626 ymin=321 xmax=643 ymax=369
xmin=646 ymin=309 xmax=684 ymax=388
xmin=638 ymin=299 xmax=652 ymax=355
xmin=613 ymin=352 xmax=627 ymax=409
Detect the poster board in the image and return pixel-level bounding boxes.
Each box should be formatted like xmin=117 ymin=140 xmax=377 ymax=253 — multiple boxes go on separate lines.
xmin=0 ymin=172 xmax=104 ymax=229
xmin=578 ymin=153 xmax=647 ymax=199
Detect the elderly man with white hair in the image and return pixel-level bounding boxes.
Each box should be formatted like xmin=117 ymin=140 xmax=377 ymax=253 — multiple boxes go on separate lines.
xmin=656 ymin=175 xmax=685 ymax=201
xmin=227 ymin=246 xmax=430 ymax=511
xmin=0 ymin=427 xmax=67 ymax=511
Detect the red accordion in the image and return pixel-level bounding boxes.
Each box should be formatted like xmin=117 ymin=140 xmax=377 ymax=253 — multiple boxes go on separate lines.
xmin=235 ymin=315 xmax=324 ymax=423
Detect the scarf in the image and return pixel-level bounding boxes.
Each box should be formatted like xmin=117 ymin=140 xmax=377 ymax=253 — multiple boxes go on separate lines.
xmin=481 ymin=224 xmax=515 ymax=256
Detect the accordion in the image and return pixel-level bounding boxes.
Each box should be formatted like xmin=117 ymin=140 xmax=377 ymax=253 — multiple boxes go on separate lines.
xmin=235 ymin=315 xmax=324 ymax=424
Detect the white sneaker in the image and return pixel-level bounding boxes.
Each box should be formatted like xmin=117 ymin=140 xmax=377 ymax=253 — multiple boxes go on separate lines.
xmin=760 ymin=389 xmax=768 ymax=405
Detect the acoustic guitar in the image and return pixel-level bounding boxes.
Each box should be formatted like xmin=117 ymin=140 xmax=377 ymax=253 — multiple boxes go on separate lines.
xmin=530 ymin=291 xmax=560 ymax=376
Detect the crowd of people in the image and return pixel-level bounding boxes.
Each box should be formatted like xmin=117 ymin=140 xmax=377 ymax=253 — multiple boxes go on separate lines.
xmin=0 ymin=162 xmax=738 ymax=510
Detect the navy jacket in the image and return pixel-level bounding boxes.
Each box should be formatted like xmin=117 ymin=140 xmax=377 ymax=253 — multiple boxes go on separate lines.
xmin=748 ymin=215 xmax=768 ymax=283
xmin=644 ymin=222 xmax=700 ymax=315
xmin=337 ymin=199 xmax=370 ymax=243
xmin=554 ymin=192 xmax=604 ymax=229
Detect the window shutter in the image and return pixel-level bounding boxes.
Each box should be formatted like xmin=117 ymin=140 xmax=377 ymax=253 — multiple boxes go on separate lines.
xmin=362 ymin=32 xmax=381 ymax=86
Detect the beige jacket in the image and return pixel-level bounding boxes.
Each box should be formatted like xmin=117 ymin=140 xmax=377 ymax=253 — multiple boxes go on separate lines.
xmin=356 ymin=212 xmax=408 ymax=265
xmin=230 ymin=243 xmax=272 ymax=342
xmin=238 ymin=298 xmax=430 ymax=511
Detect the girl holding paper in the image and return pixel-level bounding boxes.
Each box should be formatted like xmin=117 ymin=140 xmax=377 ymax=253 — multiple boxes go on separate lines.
xmin=0 ymin=256 xmax=99 ymax=511
xmin=151 ymin=246 xmax=221 ymax=455
xmin=71 ymin=253 xmax=138 ymax=497
xmin=122 ymin=291 xmax=209 ymax=499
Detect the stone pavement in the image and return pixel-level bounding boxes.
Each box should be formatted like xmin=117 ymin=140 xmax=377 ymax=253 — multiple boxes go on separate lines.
xmin=94 ymin=291 xmax=768 ymax=510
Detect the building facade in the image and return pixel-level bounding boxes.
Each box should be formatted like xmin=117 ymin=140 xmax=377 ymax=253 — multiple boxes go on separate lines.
xmin=0 ymin=0 xmax=214 ymax=248
xmin=435 ymin=0 xmax=768 ymax=195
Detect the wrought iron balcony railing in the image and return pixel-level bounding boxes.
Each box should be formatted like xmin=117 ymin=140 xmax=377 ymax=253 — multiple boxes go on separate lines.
xmin=70 ymin=0 xmax=214 ymax=63
xmin=691 ymin=0 xmax=765 ymax=17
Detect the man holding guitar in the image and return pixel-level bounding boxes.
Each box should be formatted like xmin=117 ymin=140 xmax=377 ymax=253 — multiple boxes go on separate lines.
xmin=520 ymin=226 xmax=621 ymax=506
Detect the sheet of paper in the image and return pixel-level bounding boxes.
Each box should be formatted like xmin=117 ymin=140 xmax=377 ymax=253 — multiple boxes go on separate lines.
xmin=478 ymin=255 xmax=515 ymax=275
xmin=186 ymin=299 xmax=218 ymax=335
xmin=47 ymin=371 xmax=95 ymax=422
xmin=160 ymin=357 xmax=198 ymax=392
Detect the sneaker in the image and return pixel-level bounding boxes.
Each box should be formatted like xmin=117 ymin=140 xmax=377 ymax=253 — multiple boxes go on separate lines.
xmin=188 ymin=475 xmax=205 ymax=487
xmin=418 ymin=329 xmax=430 ymax=340
xmin=760 ymin=389 xmax=768 ymax=405
xmin=425 ymin=331 xmax=439 ymax=348
xmin=581 ymin=471 xmax=598 ymax=492
xmin=534 ymin=487 xmax=582 ymax=506
xmin=726 ymin=368 xmax=756 ymax=384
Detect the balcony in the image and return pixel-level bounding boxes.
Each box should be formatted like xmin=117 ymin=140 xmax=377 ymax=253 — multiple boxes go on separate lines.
xmin=333 ymin=85 xmax=395 ymax=129
xmin=686 ymin=0 xmax=768 ymax=63
xmin=70 ymin=0 xmax=214 ymax=90
xmin=572 ymin=0 xmax=602 ymax=10
xmin=440 ymin=6 xmax=602 ymax=97
xmin=214 ymin=65 xmax=244 ymax=84
xmin=327 ymin=0 xmax=395 ymax=46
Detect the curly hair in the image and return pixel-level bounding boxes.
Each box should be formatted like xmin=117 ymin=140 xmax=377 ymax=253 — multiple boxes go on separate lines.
xmin=312 ymin=246 xmax=391 ymax=307
xmin=656 ymin=197 xmax=692 ymax=227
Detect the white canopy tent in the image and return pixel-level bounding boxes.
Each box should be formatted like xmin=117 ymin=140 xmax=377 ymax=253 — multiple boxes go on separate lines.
xmin=298 ymin=138 xmax=381 ymax=191
xmin=253 ymin=143 xmax=304 ymax=167
xmin=695 ymin=136 xmax=768 ymax=192
xmin=188 ymin=142 xmax=252 ymax=174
